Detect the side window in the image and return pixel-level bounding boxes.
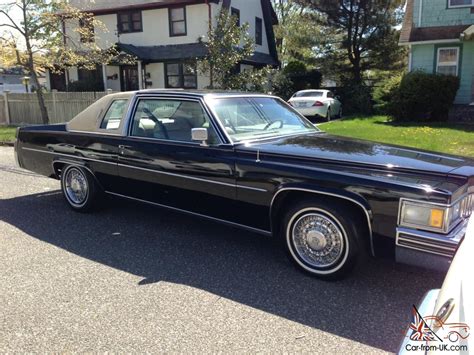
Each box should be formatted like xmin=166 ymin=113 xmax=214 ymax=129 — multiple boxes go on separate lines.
xmin=130 ymin=99 xmax=219 ymax=144
xmin=327 ymin=91 xmax=334 ymax=98
xmin=100 ymin=99 xmax=128 ymax=130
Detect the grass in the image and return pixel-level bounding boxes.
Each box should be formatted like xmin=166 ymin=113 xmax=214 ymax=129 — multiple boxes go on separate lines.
xmin=319 ymin=115 xmax=474 ymax=158
xmin=0 ymin=126 xmax=16 ymax=144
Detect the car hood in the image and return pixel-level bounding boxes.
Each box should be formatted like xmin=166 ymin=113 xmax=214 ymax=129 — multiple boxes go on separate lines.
xmin=237 ymin=133 xmax=474 ymax=177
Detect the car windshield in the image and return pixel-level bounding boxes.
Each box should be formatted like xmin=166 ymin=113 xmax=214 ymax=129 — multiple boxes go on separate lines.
xmin=294 ymin=91 xmax=324 ymax=98
xmin=207 ymin=97 xmax=318 ymax=142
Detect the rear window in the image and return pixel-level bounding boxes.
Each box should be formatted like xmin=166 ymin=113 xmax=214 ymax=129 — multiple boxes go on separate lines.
xmin=100 ymin=99 xmax=128 ymax=130
xmin=294 ymin=91 xmax=324 ymax=98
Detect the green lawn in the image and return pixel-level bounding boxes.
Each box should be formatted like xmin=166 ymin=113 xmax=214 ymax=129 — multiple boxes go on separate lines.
xmin=320 ymin=116 xmax=474 ymax=158
xmin=0 ymin=126 xmax=16 ymax=144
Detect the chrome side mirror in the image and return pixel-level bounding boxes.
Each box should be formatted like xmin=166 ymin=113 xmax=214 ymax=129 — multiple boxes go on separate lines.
xmin=191 ymin=128 xmax=208 ymax=146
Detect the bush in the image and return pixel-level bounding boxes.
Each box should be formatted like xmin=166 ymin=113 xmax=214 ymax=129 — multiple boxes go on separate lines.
xmin=68 ymin=78 xmax=104 ymax=92
xmin=271 ymin=70 xmax=294 ymax=100
xmin=388 ymin=71 xmax=460 ymax=122
xmin=373 ymin=73 xmax=403 ymax=114
xmin=337 ymin=84 xmax=373 ymax=115
xmin=272 ymin=61 xmax=322 ymax=100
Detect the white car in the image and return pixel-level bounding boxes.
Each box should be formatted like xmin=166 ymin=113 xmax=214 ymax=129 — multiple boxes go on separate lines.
xmin=288 ymin=89 xmax=342 ymax=121
xmin=399 ymin=216 xmax=473 ymax=354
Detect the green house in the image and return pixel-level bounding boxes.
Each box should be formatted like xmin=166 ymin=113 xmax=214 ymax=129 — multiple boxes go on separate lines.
xmin=400 ymin=0 xmax=474 ymax=105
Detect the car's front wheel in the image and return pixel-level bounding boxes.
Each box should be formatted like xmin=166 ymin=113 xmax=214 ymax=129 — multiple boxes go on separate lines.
xmin=281 ymin=200 xmax=360 ymax=280
xmin=61 ymin=165 xmax=100 ymax=212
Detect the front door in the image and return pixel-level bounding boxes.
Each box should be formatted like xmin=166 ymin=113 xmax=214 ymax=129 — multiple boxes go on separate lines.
xmin=120 ymin=65 xmax=139 ymax=91
xmin=116 ymin=97 xmax=237 ymax=222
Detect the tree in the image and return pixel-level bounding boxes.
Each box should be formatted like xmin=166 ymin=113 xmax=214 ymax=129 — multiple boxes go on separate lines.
xmin=197 ymin=9 xmax=272 ymax=91
xmin=271 ymin=0 xmax=323 ymax=66
xmin=0 ymin=0 xmax=134 ymax=124
xmin=297 ymin=0 xmax=405 ymax=85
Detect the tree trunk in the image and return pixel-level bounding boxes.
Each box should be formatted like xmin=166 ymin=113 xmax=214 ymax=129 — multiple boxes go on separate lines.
xmin=31 ymin=72 xmax=49 ymax=124
xmin=22 ymin=0 xmax=49 ymax=124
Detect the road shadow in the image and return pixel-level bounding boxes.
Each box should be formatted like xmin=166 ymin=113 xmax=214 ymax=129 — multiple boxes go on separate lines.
xmin=1 ymin=191 xmax=444 ymax=352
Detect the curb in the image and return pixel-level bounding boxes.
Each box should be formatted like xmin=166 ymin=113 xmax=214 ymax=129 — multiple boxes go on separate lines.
xmin=0 ymin=142 xmax=14 ymax=147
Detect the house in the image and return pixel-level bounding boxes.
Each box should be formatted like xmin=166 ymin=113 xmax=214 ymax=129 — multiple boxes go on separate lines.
xmin=399 ymin=0 xmax=474 ymax=106
xmin=47 ymin=0 xmax=279 ymax=92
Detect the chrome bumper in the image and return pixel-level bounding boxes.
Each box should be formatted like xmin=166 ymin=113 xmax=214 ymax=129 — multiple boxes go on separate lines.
xmin=396 ymin=218 xmax=469 ymax=272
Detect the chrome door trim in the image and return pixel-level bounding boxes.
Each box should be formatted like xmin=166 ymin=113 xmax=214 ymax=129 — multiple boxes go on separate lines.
xmin=22 ymin=147 xmax=117 ymax=165
xmin=22 ymin=146 xmax=267 ymax=192
xmin=269 ymin=187 xmax=374 ymax=256
xmin=117 ymin=163 xmax=267 ymax=192
xmin=105 ymin=191 xmax=272 ymax=236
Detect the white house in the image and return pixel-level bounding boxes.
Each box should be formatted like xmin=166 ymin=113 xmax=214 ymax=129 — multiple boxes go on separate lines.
xmin=47 ymin=0 xmax=279 ymax=92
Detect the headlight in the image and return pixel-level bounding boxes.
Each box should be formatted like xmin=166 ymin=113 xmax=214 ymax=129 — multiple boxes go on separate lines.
xmin=400 ymin=201 xmax=447 ymax=231
xmin=400 ymin=195 xmax=473 ymax=233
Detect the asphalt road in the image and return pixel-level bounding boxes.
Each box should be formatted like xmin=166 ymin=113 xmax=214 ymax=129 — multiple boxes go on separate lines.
xmin=0 ymin=146 xmax=444 ymax=353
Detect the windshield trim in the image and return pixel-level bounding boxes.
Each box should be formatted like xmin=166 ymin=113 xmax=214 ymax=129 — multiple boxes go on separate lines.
xmin=204 ymin=95 xmax=320 ymax=144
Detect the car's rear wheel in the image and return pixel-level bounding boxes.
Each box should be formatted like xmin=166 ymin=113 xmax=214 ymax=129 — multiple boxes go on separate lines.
xmin=61 ymin=165 xmax=100 ymax=212
xmin=326 ymin=107 xmax=331 ymax=121
xmin=281 ymin=200 xmax=360 ymax=280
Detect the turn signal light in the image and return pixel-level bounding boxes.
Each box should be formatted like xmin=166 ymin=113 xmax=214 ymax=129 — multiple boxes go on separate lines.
xmin=429 ymin=209 xmax=444 ymax=228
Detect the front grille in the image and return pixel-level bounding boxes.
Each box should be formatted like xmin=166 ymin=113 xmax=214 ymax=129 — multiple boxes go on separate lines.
xmin=461 ymin=194 xmax=473 ymax=218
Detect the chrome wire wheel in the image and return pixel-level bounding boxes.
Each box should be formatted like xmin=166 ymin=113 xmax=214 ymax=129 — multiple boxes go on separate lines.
xmin=287 ymin=209 xmax=349 ymax=274
xmin=64 ymin=167 xmax=89 ymax=207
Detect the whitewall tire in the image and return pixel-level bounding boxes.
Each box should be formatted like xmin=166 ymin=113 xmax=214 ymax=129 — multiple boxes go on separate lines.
xmin=282 ymin=200 xmax=359 ymax=280
xmin=61 ymin=165 xmax=100 ymax=212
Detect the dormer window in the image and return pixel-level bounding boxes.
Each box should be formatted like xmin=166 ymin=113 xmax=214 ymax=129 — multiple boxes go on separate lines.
xmin=169 ymin=7 xmax=187 ymax=36
xmin=448 ymin=0 xmax=474 ymax=8
xmin=117 ymin=10 xmax=142 ymax=33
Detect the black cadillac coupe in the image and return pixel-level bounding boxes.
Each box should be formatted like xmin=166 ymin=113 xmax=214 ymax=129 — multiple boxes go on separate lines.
xmin=15 ymin=90 xmax=474 ymax=279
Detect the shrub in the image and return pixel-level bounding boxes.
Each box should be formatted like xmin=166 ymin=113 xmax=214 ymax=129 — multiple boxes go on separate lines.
xmin=373 ymin=73 xmax=403 ymax=114
xmin=388 ymin=71 xmax=460 ymax=122
xmin=272 ymin=61 xmax=322 ymax=100
xmin=337 ymin=84 xmax=373 ymax=115
xmin=271 ymin=70 xmax=294 ymax=100
xmin=68 ymin=77 xmax=104 ymax=92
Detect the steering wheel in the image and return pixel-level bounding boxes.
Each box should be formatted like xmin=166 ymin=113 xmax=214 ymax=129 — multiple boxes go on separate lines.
xmin=143 ymin=107 xmax=169 ymax=139
xmin=263 ymin=120 xmax=284 ymax=131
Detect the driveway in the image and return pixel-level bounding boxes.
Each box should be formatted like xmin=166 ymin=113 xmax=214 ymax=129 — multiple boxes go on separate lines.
xmin=0 ymin=147 xmax=443 ymax=353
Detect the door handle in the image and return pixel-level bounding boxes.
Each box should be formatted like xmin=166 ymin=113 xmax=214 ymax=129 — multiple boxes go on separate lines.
xmin=118 ymin=145 xmax=132 ymax=149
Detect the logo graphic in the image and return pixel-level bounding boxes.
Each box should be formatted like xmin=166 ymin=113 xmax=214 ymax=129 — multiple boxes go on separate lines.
xmin=408 ymin=305 xmax=470 ymax=343
xmin=409 ymin=305 xmax=443 ymax=342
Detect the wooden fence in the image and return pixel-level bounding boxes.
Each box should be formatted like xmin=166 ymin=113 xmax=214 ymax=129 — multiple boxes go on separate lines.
xmin=0 ymin=90 xmax=113 ymax=125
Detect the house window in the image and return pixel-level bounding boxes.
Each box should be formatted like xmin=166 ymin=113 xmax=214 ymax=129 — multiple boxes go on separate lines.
xmin=117 ymin=11 xmax=142 ymax=33
xmin=448 ymin=0 xmax=474 ymax=8
xmin=231 ymin=7 xmax=240 ymax=27
xmin=79 ymin=17 xmax=94 ymax=43
xmin=255 ymin=17 xmax=263 ymax=45
xmin=169 ymin=7 xmax=187 ymax=36
xmin=436 ymin=47 xmax=460 ymax=76
xmin=165 ymin=62 xmax=197 ymax=89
